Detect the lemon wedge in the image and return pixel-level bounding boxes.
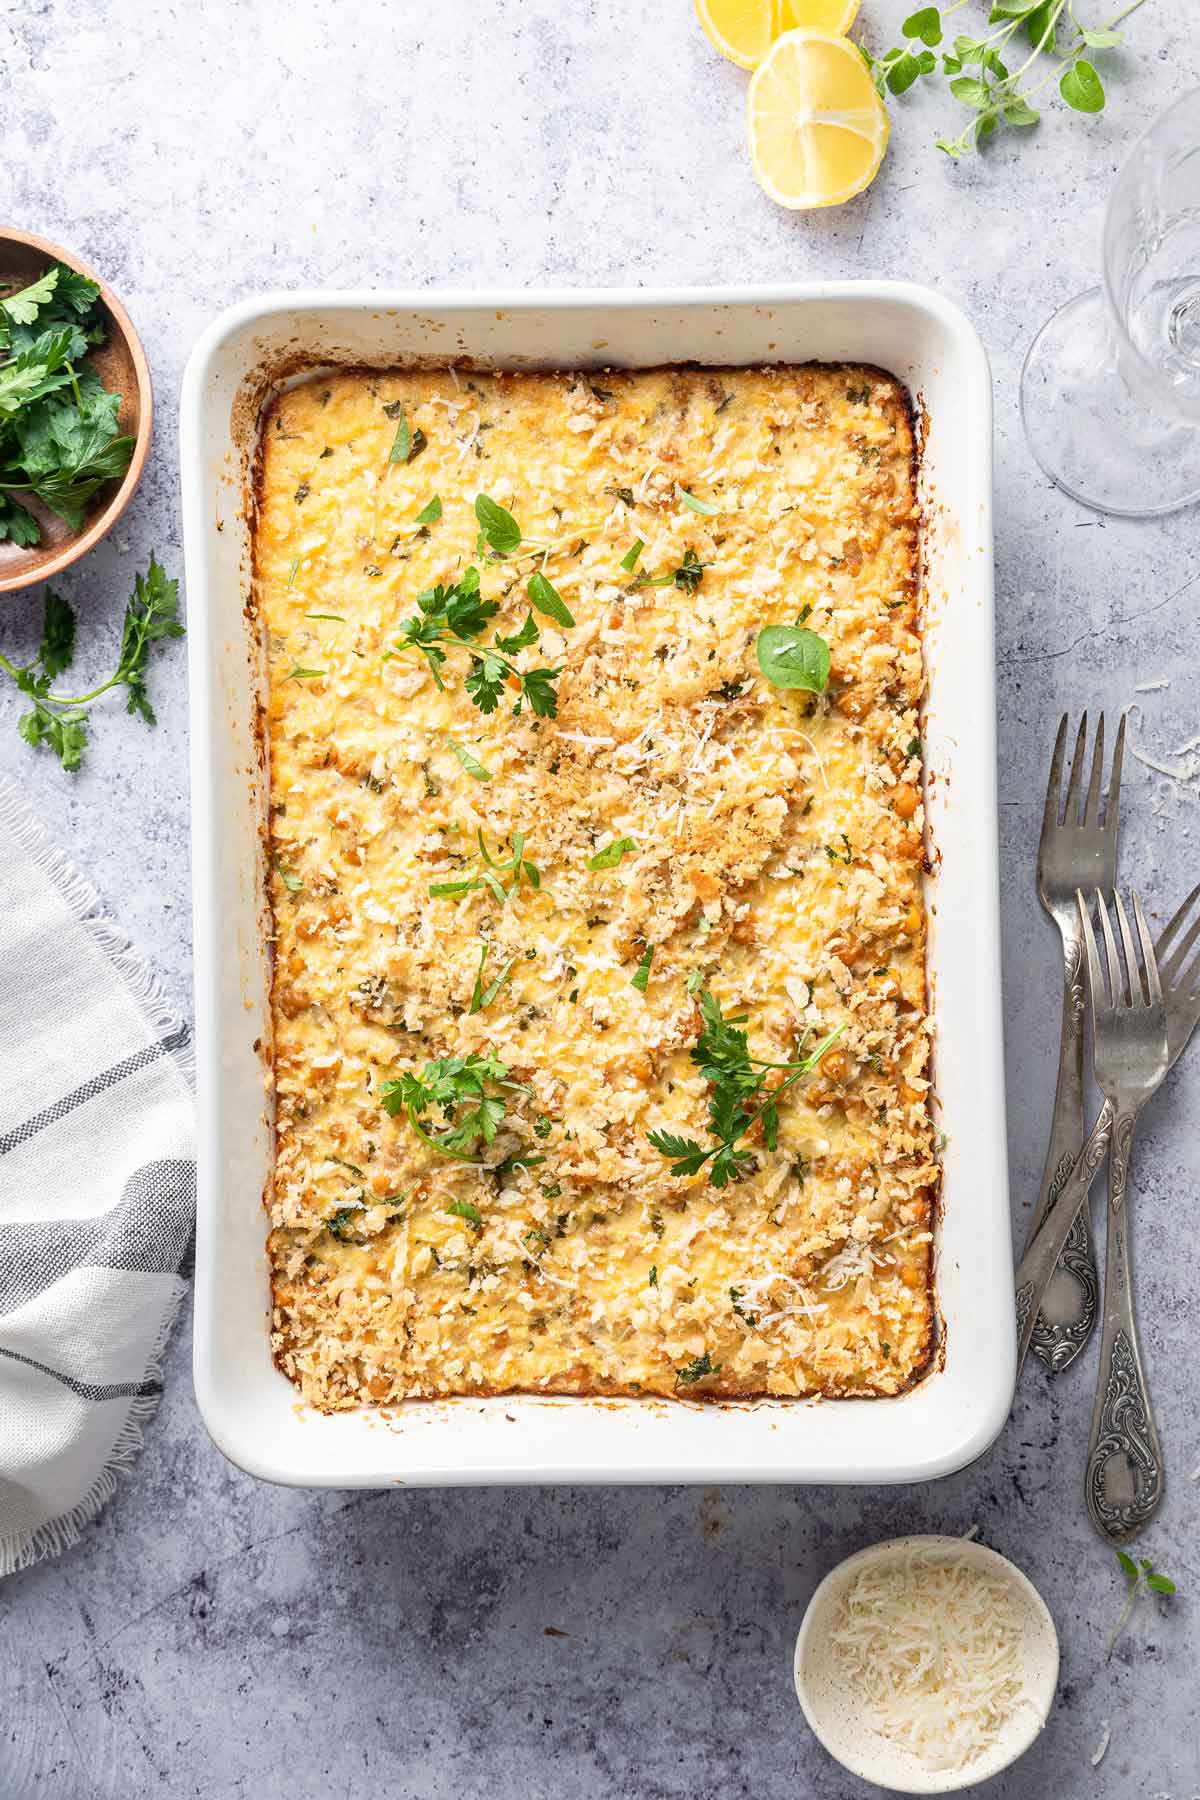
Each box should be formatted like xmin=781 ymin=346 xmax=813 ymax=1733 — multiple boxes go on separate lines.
xmin=747 ymin=28 xmax=888 ymax=209
xmin=694 ymin=0 xmax=860 ymax=71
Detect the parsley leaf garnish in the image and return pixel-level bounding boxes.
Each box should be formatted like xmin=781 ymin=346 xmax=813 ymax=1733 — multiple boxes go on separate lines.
xmin=620 ymin=538 xmax=644 ymax=572
xmin=0 ymin=555 xmax=183 ymax=771
xmin=493 ymin=611 xmax=539 ymax=655
xmin=648 ymin=984 xmax=844 ymax=1187
xmin=587 ymin=836 xmax=636 ymax=871
xmin=379 ymin=1049 xmax=530 ymax=1160
xmin=326 ymin=1205 xmax=365 ymax=1242
xmin=676 ymin=1352 xmax=719 ymax=1387
xmin=631 ymin=944 xmax=654 ymax=992
xmin=415 ymin=495 xmax=442 ymax=524
xmin=392 ymin=567 xmax=563 ymax=719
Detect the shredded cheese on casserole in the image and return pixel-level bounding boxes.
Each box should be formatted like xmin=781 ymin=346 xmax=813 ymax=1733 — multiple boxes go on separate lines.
xmin=255 ymin=363 xmax=936 ymax=1411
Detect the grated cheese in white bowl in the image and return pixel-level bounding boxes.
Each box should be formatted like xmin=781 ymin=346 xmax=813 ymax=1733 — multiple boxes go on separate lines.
xmin=828 ymin=1550 xmax=1026 ymax=1772
xmin=794 ymin=1536 xmax=1059 ymax=1794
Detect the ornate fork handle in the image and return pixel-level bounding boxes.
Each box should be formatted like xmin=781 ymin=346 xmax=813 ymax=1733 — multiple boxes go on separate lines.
xmin=1085 ymin=1110 xmax=1164 ymax=1543
xmin=1026 ymin=931 xmax=1099 ymax=1370
xmin=1015 ymin=1098 xmax=1113 ymax=1375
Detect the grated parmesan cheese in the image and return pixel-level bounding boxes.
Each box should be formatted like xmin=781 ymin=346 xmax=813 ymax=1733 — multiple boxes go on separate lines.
xmin=829 ymin=1550 xmax=1029 ymax=1774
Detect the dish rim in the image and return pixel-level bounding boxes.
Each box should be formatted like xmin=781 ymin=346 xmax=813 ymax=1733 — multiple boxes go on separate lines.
xmin=182 ymin=281 xmax=1013 ymax=1487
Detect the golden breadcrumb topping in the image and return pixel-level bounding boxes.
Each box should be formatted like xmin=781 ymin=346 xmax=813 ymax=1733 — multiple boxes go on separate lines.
xmin=255 ymin=363 xmax=935 ymax=1412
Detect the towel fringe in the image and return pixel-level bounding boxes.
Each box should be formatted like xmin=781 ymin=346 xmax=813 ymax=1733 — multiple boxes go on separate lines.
xmin=0 ymin=1280 xmax=185 ymax=1577
xmin=0 ymin=779 xmax=194 ymax=1092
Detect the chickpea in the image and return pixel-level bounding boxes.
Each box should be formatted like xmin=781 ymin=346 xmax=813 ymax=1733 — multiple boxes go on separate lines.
xmin=893 ymin=782 xmax=920 ymax=820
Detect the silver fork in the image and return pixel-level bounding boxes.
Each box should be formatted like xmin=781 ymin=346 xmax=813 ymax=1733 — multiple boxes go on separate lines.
xmin=1025 ymin=712 xmax=1126 ymax=1371
xmin=1014 ymin=889 xmax=1165 ymax=1381
xmin=1079 ymin=891 xmax=1169 ymax=1543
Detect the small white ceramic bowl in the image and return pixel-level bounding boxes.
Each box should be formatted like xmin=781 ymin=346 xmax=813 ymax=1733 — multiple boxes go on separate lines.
xmin=793 ymin=1535 xmax=1059 ymax=1795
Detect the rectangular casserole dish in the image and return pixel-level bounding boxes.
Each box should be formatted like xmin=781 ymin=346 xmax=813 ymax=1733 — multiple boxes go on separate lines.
xmin=182 ymin=283 xmax=1013 ymax=1486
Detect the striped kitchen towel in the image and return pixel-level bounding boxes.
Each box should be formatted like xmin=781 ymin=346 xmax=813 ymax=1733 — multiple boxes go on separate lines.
xmin=0 ymin=779 xmax=194 ymax=1576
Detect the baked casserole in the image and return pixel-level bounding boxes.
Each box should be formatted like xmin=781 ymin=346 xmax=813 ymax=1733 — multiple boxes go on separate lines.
xmin=256 ymin=363 xmax=936 ymax=1412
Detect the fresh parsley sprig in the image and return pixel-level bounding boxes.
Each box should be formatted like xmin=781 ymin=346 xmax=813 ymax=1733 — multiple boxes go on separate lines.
xmin=0 ymin=556 xmax=183 ymax=771
xmin=0 ymin=262 xmax=134 ymax=546
xmin=864 ymin=0 xmax=1145 ymax=159
xmin=379 ymin=1050 xmax=530 ymax=1160
xmin=391 ymin=566 xmax=563 ymax=718
xmin=648 ymin=985 xmax=845 ymax=1188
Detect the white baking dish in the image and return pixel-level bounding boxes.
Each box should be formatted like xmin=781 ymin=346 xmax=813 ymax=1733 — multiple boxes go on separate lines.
xmin=181 ymin=284 xmax=1012 ymax=1487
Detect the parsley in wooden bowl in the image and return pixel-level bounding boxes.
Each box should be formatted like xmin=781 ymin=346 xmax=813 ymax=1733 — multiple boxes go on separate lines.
xmin=0 ymin=227 xmax=152 ymax=594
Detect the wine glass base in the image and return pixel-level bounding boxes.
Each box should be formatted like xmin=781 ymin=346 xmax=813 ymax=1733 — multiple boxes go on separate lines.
xmin=1020 ymin=287 xmax=1200 ymax=518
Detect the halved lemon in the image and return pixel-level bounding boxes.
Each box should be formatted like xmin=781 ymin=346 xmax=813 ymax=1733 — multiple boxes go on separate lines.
xmin=694 ymin=0 xmax=860 ymax=71
xmin=747 ymin=28 xmax=888 ymax=209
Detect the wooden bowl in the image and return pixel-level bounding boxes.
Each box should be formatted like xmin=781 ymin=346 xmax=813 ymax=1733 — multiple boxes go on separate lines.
xmin=0 ymin=227 xmax=153 ymax=594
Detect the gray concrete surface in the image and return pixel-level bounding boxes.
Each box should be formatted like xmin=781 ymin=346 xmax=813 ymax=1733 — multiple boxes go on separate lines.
xmin=2 ymin=0 xmax=1199 ymax=1794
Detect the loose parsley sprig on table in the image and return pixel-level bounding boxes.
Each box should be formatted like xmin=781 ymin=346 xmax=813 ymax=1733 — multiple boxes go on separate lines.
xmin=429 ymin=829 xmax=541 ymax=904
xmin=648 ymin=985 xmax=845 ymax=1188
xmin=0 ymin=556 xmax=183 ymax=771
xmin=863 ymin=0 xmax=1145 ymax=159
xmin=1107 ymin=1549 xmax=1177 ymax=1661
xmin=0 ymin=262 xmax=135 ymax=546
xmin=379 ymin=1050 xmax=530 ymax=1160
xmin=390 ymin=565 xmax=563 ymax=718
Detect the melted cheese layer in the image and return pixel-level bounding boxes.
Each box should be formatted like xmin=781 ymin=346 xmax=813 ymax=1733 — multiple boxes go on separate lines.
xmin=256 ymin=363 xmax=936 ymax=1412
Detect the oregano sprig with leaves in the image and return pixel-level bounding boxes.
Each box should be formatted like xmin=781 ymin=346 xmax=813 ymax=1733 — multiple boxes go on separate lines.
xmin=1107 ymin=1549 xmax=1177 ymax=1661
xmin=0 ymin=555 xmax=183 ymax=771
xmin=648 ymin=984 xmax=845 ymax=1188
xmin=863 ymin=0 xmax=1146 ymax=159
xmin=473 ymin=492 xmax=594 ymax=588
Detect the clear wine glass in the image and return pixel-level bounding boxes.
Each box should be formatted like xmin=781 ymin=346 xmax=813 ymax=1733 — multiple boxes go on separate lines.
xmin=1021 ymin=85 xmax=1200 ymax=517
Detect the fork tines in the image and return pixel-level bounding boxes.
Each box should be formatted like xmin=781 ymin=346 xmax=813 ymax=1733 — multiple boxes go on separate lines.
xmin=1155 ymin=880 xmax=1200 ymax=996
xmin=1043 ymin=711 xmax=1127 ymax=837
xmin=1078 ymin=888 xmax=1161 ymax=1010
